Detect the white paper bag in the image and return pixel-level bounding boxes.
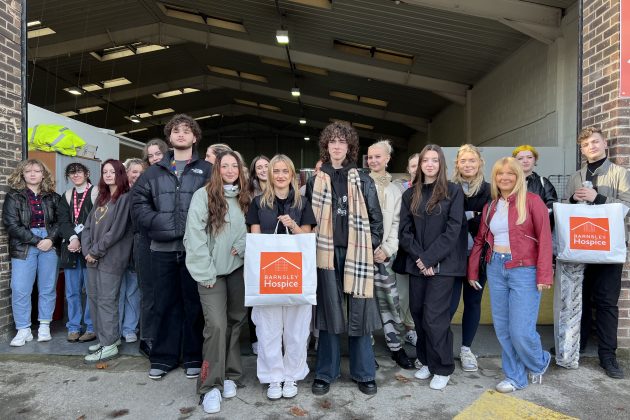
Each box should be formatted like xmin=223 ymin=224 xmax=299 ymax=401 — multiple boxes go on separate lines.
xmin=554 ymin=202 xmax=629 ymax=264
xmin=244 ymin=232 xmax=317 ymax=306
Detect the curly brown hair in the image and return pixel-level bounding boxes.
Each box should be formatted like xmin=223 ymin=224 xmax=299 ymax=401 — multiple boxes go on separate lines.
xmin=163 ymin=114 xmax=202 ymax=143
xmin=8 ymin=159 xmax=56 ymax=192
xmin=205 ymin=151 xmax=250 ymax=233
xmin=577 ymin=126 xmax=604 ymax=144
xmin=318 ymin=121 xmax=359 ymax=164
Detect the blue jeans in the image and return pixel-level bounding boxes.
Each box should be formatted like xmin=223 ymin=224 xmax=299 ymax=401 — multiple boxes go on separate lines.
xmin=119 ymin=268 xmax=141 ymax=336
xmin=487 ymin=252 xmax=551 ymax=389
xmin=64 ymin=258 xmax=93 ymax=333
xmin=314 ymin=330 xmax=375 ymax=383
xmin=11 ymin=227 xmax=59 ymax=329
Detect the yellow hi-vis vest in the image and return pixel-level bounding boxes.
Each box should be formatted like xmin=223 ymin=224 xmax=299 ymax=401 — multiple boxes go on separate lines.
xmin=27 ymin=125 xmax=86 ymax=156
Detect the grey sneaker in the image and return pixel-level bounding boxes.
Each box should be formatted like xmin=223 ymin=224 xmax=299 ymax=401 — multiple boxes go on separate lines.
xmin=460 ymin=349 xmax=478 ymax=372
xmin=186 ymin=368 xmax=200 ymax=379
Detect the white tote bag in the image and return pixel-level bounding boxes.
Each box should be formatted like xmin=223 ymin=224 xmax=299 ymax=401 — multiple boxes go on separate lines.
xmin=554 ymin=202 xmax=629 ymax=264
xmin=244 ymin=228 xmax=317 ymax=307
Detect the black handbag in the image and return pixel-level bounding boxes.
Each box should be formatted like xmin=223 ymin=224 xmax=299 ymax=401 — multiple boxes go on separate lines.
xmin=58 ymin=239 xmax=78 ymax=269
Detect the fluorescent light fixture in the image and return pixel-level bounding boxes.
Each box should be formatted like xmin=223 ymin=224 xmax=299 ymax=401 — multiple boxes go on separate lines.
xmin=259 ymin=103 xmax=281 ymax=112
xmin=240 ymin=72 xmax=268 ymax=83
xmin=276 ymin=30 xmax=289 ymax=44
xmin=158 ymin=2 xmax=246 ymax=32
xmin=102 ymin=77 xmax=132 ymax=88
xmin=329 ymin=91 xmax=358 ymax=101
xmin=128 ymin=128 xmax=148 ymax=134
xmin=152 ymin=87 xmax=200 ymax=100
xmin=137 ymin=113 xmax=152 ymax=119
xmin=90 ymin=43 xmax=167 ymax=62
xmin=291 ymin=88 xmax=301 ymax=97
xmin=152 ymin=108 xmax=175 ymax=116
xmin=352 ymin=122 xmax=374 ymax=130
xmin=78 ymin=106 xmax=103 ymax=114
xmin=64 ymin=87 xmax=83 ymax=96
xmin=60 ymin=111 xmax=78 ymax=117
xmin=27 ymin=20 xmax=42 ymax=27
xmin=194 ymin=114 xmax=221 ymax=120
xmin=82 ymin=83 xmax=102 ymax=92
xmin=129 ymin=115 xmax=141 ymax=123
xmin=288 ymin=0 xmax=332 ymax=9
xmin=28 ymin=27 xmax=55 ymax=39
xmin=359 ymin=96 xmax=388 ymax=107
xmin=299 ymin=118 xmax=307 ymax=124
xmin=304 ymin=136 xmax=310 ymax=141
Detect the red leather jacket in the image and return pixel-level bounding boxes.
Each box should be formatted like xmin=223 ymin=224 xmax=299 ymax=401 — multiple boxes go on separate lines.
xmin=467 ymin=192 xmax=553 ymax=286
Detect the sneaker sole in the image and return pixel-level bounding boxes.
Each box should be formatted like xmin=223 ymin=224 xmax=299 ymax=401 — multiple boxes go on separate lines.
xmin=37 ymin=337 xmax=52 ymax=342
xmin=186 ymin=374 xmax=199 ymax=379
xmin=149 ymin=373 xmax=167 ymax=380
xmin=222 ymin=390 xmax=236 ymax=399
xmin=267 ymin=394 xmax=282 ymax=400
xmin=202 ymin=406 xmax=220 ymax=414
xmin=282 ymin=392 xmax=298 ymax=399
xmin=84 ymin=353 xmax=119 ymax=365
xmin=461 ymin=366 xmax=478 ymax=372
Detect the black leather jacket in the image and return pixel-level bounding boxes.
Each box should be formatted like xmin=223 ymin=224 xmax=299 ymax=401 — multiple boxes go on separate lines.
xmin=526 ymin=171 xmax=557 ymax=229
xmin=2 ymin=188 xmax=61 ymax=259
xmin=306 ymin=162 xmax=383 ymax=249
xmin=132 ymin=151 xmax=212 ymax=242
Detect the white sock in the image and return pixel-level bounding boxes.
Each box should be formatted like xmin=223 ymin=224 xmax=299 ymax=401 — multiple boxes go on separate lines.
xmin=461 ymin=346 xmax=471 ymax=353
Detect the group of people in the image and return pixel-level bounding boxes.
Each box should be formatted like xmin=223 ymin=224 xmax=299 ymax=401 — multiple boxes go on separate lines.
xmin=3 ymin=113 xmax=629 ymax=414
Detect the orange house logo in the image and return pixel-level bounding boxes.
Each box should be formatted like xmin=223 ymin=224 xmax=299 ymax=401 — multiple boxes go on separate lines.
xmin=569 ymin=217 xmax=610 ymax=251
xmin=259 ymin=252 xmax=302 ymax=294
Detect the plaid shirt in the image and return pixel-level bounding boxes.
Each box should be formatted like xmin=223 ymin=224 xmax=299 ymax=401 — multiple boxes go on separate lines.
xmin=27 ymin=189 xmax=46 ymax=228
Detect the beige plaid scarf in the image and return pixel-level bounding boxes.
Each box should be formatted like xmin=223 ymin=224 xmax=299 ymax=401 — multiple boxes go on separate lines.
xmin=311 ymin=168 xmax=374 ymax=298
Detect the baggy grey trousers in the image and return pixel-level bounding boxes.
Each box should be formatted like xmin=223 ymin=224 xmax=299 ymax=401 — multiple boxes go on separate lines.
xmin=197 ymin=266 xmax=247 ymax=395
xmin=553 ymin=261 xmax=585 ymax=369
xmin=86 ymin=267 xmax=122 ymax=347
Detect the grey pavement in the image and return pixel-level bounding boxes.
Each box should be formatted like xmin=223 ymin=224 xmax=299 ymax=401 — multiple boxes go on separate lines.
xmin=0 ymin=324 xmax=628 ymax=419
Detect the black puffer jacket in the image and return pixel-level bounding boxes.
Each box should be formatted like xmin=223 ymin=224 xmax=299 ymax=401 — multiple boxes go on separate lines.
xmin=2 ymin=188 xmax=61 ymax=259
xmin=526 ymin=171 xmax=557 ymax=229
xmin=306 ymin=162 xmax=383 ymax=249
xmin=132 ymin=151 xmax=212 ymax=242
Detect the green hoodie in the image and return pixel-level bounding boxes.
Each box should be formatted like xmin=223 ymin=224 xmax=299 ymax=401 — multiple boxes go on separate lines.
xmin=184 ymin=186 xmax=247 ymax=287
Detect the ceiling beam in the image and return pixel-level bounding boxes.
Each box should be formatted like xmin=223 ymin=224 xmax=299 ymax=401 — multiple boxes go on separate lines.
xmin=400 ymin=0 xmax=562 ymax=43
xmin=114 ymin=104 xmax=409 ymax=149
xmin=29 ymin=22 xmax=468 ymax=104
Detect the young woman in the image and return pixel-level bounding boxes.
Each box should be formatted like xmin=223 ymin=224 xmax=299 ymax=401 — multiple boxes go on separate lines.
xmin=398 ymin=144 xmax=465 ymax=390
xmin=3 ymin=159 xmax=61 ymax=346
xmin=57 ymin=162 xmax=98 ymax=343
xmin=468 ymin=157 xmax=552 ymax=393
xmin=205 ymin=143 xmax=232 ymax=164
xmin=367 ymin=140 xmax=413 ymax=370
xmin=81 ymin=159 xmax=133 ymax=363
xmin=118 ymin=158 xmax=145 ymax=343
xmin=184 ymin=151 xmax=249 ymax=414
xmin=449 ymin=144 xmax=491 ymax=372
xmin=306 ymin=121 xmax=383 ymax=397
xmin=137 ymin=138 xmax=168 ymax=356
xmin=246 ymin=154 xmax=317 ymax=400
xmin=393 ymin=153 xmax=420 ymax=347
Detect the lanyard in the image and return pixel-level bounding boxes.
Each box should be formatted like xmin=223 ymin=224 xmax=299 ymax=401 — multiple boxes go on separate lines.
xmin=73 ymin=184 xmax=91 ymax=224
xmin=171 ymin=159 xmax=192 ymax=177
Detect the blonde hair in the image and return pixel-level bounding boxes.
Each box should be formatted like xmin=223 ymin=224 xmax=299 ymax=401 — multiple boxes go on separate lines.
xmin=123 ymin=158 xmax=145 ymax=170
xmin=490 ymin=157 xmax=527 ymax=225
xmin=451 ymin=144 xmax=485 ymax=197
xmin=511 ymin=144 xmax=539 ymax=161
xmin=260 ymin=154 xmax=302 ymax=210
xmin=369 ymin=139 xmax=393 ymax=156
xmin=8 ymin=159 xmax=56 ymax=192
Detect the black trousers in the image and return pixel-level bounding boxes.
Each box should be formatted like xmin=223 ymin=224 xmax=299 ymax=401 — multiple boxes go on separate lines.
xmin=149 ymin=250 xmax=204 ymax=371
xmin=581 ymin=263 xmax=623 ymax=361
xmin=410 ymin=274 xmax=455 ymax=376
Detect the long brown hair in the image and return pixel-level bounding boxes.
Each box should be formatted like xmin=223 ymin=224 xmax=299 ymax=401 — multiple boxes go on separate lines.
xmin=206 ymin=151 xmax=250 ymax=233
xmin=410 ymin=144 xmax=449 ymax=215
xmin=8 ymin=159 xmax=56 ymax=193
xmin=96 ymin=159 xmax=130 ymax=207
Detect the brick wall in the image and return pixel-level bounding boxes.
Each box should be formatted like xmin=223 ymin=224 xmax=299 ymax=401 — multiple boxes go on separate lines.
xmin=581 ymin=0 xmax=630 ymax=349
xmin=0 ymin=0 xmax=23 ymax=338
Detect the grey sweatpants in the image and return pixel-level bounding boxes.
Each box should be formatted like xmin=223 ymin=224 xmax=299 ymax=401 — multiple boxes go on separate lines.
xmin=86 ymin=267 xmax=122 ymax=346
xmin=197 ymin=266 xmax=247 ymax=395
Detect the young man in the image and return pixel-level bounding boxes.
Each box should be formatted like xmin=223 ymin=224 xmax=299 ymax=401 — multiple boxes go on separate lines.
xmin=564 ymin=126 xmax=630 ymax=379
xmin=132 ymin=114 xmax=212 ymax=380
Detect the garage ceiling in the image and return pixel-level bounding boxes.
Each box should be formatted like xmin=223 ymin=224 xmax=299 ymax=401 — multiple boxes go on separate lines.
xmin=27 ymin=0 xmax=575 ymax=149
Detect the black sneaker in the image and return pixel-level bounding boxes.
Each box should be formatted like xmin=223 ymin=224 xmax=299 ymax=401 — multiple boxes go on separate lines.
xmin=391 ymin=349 xmax=414 ymax=370
xmin=600 ymin=358 xmax=625 ymax=379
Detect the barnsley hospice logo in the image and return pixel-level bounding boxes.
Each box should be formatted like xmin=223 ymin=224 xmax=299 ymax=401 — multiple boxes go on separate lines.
xmin=569 ymin=217 xmax=610 ymax=251
xmin=260 ymin=252 xmax=302 ymax=294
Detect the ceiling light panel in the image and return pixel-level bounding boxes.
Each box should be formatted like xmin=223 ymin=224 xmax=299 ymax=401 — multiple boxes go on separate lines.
xmin=352 ymin=122 xmax=374 ymax=130
xmin=208 ymin=66 xmax=239 ymax=77
xmin=359 ymin=96 xmax=388 ymax=107
xmin=27 ymin=20 xmax=41 ymax=27
xmin=259 ymin=104 xmax=281 ymax=112
xmin=81 ymin=83 xmax=102 ymax=92
xmin=333 ymin=40 xmax=413 ymax=66
xmin=158 ymin=2 xmax=246 ymax=32
xmin=287 ymin=0 xmax=332 ymax=10
xmin=27 ymin=27 xmax=55 ymax=39
xmin=60 ymin=111 xmax=78 ymax=117
xmin=235 ymin=99 xmax=258 ymax=107
xmin=102 ymin=77 xmax=132 ymax=88
xmin=329 ymin=91 xmax=358 ymax=101
xmin=152 ymin=108 xmax=175 ymax=116
xmin=78 ymin=106 xmax=103 ymax=114
xmin=240 ymin=72 xmax=268 ymax=83
xmin=90 ymin=43 xmax=167 ymax=62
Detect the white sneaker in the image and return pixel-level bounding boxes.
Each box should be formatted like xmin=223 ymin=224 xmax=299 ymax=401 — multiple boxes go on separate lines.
xmin=252 ymin=341 xmax=258 ymax=355
xmin=414 ymin=365 xmax=431 ymax=380
xmin=496 ymin=380 xmax=516 ymax=393
xmin=282 ymin=381 xmax=298 ymax=398
xmin=124 ymin=332 xmax=137 ymax=343
xmin=223 ymin=379 xmax=237 ymax=398
xmin=10 ymin=328 xmax=33 ymax=347
xmin=202 ymin=389 xmax=222 ymax=414
xmin=405 ymin=330 xmax=418 ymax=347
xmin=460 ymin=348 xmax=478 ymax=372
xmin=37 ymin=323 xmax=51 ymax=342
xmin=267 ymin=382 xmax=282 ymax=400
xmin=89 ymin=338 xmax=121 ymax=353
xmin=430 ymin=374 xmax=450 ymax=390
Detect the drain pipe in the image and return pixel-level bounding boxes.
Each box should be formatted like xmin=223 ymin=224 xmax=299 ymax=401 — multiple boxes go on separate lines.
xmin=21 ymin=0 xmax=27 ymax=159
xmin=576 ymin=0 xmax=584 ymax=170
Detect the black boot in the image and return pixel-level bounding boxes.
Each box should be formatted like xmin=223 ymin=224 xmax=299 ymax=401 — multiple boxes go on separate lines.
xmin=391 ymin=349 xmax=414 ymax=370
